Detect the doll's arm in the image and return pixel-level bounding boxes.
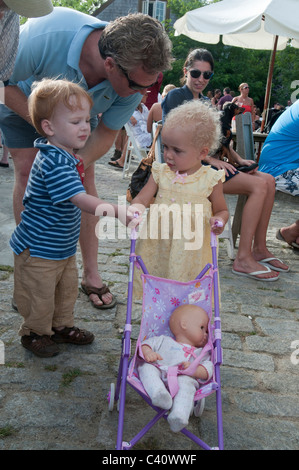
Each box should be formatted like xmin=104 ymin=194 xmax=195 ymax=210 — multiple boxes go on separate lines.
xmin=141 ymin=344 xmax=163 ymax=363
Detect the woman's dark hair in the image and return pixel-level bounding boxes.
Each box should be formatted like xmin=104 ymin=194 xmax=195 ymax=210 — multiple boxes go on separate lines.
xmin=180 ymin=48 xmax=214 ymax=85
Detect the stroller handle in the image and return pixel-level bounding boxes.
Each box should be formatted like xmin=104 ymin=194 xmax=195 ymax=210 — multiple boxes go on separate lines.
xmin=211 ymin=219 xmax=223 ymax=247
xmin=130 ymin=212 xmax=140 ymax=241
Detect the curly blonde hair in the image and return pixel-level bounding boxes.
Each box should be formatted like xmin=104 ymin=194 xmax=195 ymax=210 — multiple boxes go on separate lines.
xmin=163 ymin=100 xmax=221 ymax=154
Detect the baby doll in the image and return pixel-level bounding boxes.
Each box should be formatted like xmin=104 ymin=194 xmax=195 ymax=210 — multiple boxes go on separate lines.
xmin=138 ymin=304 xmax=213 ymax=433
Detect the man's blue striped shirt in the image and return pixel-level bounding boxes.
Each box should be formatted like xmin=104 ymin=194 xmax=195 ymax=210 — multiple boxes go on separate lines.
xmin=10 ymin=139 xmax=86 ymax=260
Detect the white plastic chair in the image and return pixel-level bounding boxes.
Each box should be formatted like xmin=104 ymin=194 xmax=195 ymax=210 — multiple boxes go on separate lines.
xmin=122 ymin=123 xmax=149 ymax=178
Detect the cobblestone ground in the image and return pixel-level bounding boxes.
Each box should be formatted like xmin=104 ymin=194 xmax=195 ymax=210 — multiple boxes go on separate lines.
xmin=0 ymin=148 xmax=298 ymax=450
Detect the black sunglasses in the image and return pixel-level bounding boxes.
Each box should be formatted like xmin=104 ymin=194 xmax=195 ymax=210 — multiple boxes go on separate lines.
xmin=189 ymin=69 xmax=214 ymax=80
xmin=117 ymin=63 xmax=158 ymax=91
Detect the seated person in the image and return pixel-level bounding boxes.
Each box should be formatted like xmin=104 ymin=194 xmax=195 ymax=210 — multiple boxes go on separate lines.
xmin=259 ymin=100 xmax=299 ymax=251
xmin=259 ymin=99 xmax=299 ymax=197
xmin=109 ymin=93 xmax=152 ymax=169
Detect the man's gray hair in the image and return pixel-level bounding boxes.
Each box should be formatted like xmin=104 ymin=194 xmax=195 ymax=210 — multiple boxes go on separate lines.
xmin=99 ymin=13 xmax=173 ymax=74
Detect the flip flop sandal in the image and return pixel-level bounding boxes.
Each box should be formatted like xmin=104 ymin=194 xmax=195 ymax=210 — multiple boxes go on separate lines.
xmin=276 ymin=229 xmax=299 ymax=249
xmin=81 ymin=283 xmax=117 ymax=309
xmin=259 ymin=257 xmax=290 ymax=273
xmin=52 ymin=326 xmax=94 ymax=345
xmin=232 ymin=266 xmax=279 ymax=281
xmin=108 ymin=161 xmax=123 ymax=169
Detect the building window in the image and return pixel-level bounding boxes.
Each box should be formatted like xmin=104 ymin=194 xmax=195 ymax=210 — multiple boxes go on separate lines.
xmin=142 ymin=0 xmax=167 ymax=23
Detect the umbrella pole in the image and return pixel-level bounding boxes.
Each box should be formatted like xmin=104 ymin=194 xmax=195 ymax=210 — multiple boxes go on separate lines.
xmin=257 ymin=35 xmax=278 ymax=161
xmin=260 ymin=35 xmax=279 ymax=133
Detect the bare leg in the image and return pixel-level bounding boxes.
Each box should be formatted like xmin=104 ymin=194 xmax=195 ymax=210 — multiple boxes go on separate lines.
xmin=9 ymin=147 xmax=37 ymax=223
xmin=250 ymin=172 xmax=288 ymax=270
xmin=80 ymin=164 xmax=114 ymax=307
xmin=279 ymin=220 xmax=299 ymax=246
xmin=0 ymin=145 xmax=10 ymax=165
xmin=224 ymin=172 xmax=283 ymax=279
xmin=109 ymin=137 xmax=128 ymax=168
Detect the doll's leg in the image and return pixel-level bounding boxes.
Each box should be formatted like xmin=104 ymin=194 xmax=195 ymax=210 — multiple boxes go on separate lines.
xmin=167 ymin=376 xmax=197 ymax=432
xmin=138 ymin=363 xmax=172 ymax=410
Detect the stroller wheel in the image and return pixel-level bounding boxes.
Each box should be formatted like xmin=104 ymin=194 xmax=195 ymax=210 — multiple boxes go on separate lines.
xmin=108 ymin=383 xmax=115 ymax=411
xmin=193 ymin=398 xmax=205 ymax=417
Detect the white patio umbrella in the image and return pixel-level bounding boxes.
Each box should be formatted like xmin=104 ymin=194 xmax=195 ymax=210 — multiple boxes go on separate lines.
xmin=174 ymin=0 xmax=299 ymax=130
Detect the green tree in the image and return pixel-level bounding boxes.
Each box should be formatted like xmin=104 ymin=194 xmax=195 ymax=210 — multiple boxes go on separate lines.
xmin=164 ymin=0 xmax=298 ymax=109
xmin=52 ymin=0 xmax=103 ymax=14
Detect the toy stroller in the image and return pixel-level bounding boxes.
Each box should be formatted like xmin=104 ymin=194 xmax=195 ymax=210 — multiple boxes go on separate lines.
xmin=107 ymin=226 xmax=224 ymax=450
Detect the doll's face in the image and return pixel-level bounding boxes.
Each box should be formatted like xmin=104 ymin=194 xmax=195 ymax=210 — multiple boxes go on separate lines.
xmin=170 ymin=305 xmax=209 ymax=348
xmin=184 ymin=310 xmax=209 ymax=348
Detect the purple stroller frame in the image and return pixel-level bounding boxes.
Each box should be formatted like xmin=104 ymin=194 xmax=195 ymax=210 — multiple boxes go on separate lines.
xmin=108 ymin=228 xmax=224 ymax=450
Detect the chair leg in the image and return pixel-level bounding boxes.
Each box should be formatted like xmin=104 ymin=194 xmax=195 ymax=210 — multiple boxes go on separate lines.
xmin=231 ymin=195 xmax=247 ymax=246
xmin=122 ymin=147 xmax=131 ymax=179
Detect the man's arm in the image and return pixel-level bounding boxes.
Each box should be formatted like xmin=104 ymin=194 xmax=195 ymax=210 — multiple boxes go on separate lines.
xmin=4 ymin=85 xmax=31 ymax=123
xmin=78 ymin=120 xmax=119 ymax=168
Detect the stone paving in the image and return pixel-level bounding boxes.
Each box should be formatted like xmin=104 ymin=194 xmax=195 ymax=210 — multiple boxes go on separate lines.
xmin=0 ymin=147 xmax=298 ymax=450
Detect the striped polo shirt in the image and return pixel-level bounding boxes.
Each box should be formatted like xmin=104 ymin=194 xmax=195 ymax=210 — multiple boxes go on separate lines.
xmin=10 ymin=139 xmax=86 ymax=260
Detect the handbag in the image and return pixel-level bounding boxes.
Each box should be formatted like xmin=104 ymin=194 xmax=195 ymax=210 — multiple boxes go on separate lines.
xmin=126 ymin=123 xmax=162 ymax=205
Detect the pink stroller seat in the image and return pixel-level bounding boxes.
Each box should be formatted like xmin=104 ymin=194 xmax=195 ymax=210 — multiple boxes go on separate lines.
xmin=108 ymin=230 xmax=224 ymax=450
xmin=128 ymin=273 xmax=219 ymax=404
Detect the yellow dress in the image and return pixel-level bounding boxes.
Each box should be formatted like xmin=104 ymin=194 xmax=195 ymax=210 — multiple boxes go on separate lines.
xmin=134 ymin=162 xmax=225 ymax=298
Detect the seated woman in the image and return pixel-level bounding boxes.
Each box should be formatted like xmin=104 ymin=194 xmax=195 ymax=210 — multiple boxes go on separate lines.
xmin=162 ymin=48 xmax=289 ymax=280
xmin=259 ymin=100 xmax=299 ymax=249
xmin=109 ymin=93 xmax=152 ymax=169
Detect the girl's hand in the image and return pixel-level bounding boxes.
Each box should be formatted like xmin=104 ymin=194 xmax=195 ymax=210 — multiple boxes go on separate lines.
xmin=126 ymin=205 xmax=143 ymax=228
xmin=210 ymin=217 xmax=225 ymax=235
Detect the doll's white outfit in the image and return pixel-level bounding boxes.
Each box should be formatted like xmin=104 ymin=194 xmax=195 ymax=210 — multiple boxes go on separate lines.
xmin=138 ymin=335 xmax=213 ymax=432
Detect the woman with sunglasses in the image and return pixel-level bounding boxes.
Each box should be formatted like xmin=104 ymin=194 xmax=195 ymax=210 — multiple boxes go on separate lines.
xmin=162 ymin=49 xmax=214 ymax=118
xmin=162 ymin=48 xmax=289 ymax=280
xmin=232 ymin=83 xmax=255 ymax=127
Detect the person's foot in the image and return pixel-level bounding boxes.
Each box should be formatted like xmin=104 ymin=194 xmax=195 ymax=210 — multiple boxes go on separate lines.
xmin=232 ymin=257 xmax=279 ymax=280
xmin=111 ymin=149 xmax=122 ymax=161
xmin=253 ymin=249 xmax=289 ymax=272
xmin=81 ymin=274 xmax=116 ymax=309
xmin=21 ymin=333 xmax=60 ymax=357
xmin=52 ymin=326 xmax=94 ymax=345
xmin=108 ymin=159 xmax=123 ymax=169
xmin=278 ymin=225 xmax=299 ymax=247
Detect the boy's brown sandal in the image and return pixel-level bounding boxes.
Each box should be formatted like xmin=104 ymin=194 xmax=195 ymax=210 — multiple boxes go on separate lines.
xmin=21 ymin=333 xmax=60 ymax=358
xmin=52 ymin=326 xmax=94 ymax=345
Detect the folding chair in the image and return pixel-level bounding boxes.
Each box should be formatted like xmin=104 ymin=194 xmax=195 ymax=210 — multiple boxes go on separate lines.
xmin=122 ymin=123 xmax=149 ymax=179
xmin=231 ymin=112 xmax=254 ymax=245
xmin=152 ymin=121 xmax=164 ymax=163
